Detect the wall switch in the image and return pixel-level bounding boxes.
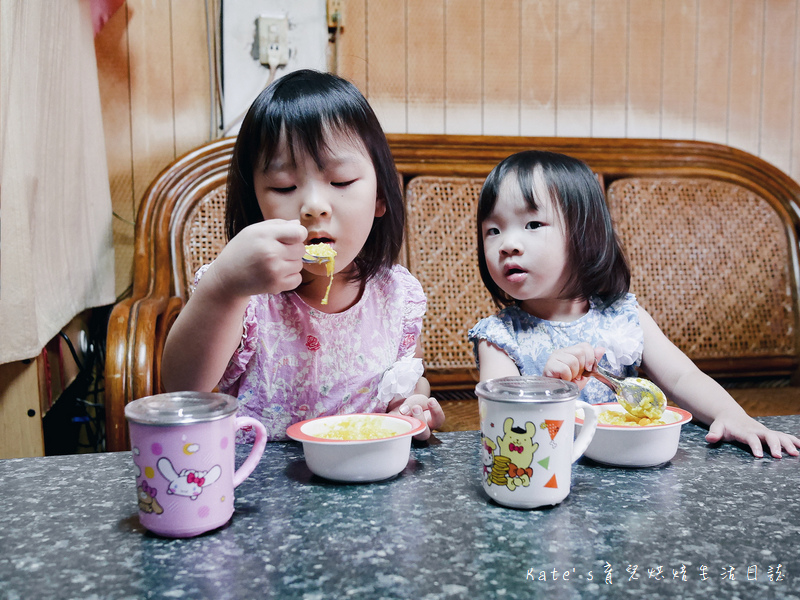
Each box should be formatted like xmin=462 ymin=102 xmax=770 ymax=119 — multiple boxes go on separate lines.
xmin=327 ymin=0 xmax=344 ymax=29
xmin=258 ymin=15 xmax=289 ymax=67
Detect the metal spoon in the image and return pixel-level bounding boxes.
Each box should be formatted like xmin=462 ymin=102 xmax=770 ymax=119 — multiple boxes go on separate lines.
xmin=302 ymin=254 xmax=330 ymax=264
xmin=592 ymin=364 xmax=667 ymax=419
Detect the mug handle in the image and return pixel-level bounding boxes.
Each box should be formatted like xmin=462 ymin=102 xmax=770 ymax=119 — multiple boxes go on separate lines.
xmin=232 ymin=416 xmax=268 ymax=488
xmin=572 ymin=401 xmax=598 ymax=463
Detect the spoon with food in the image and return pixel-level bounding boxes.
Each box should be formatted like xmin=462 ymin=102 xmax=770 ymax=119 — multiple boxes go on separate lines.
xmin=302 ymin=243 xmax=337 ymax=305
xmin=592 ymin=364 xmax=667 ymax=420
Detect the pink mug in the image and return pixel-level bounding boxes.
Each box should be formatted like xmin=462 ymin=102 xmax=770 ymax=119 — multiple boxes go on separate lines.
xmin=125 ymin=391 xmax=266 ymax=538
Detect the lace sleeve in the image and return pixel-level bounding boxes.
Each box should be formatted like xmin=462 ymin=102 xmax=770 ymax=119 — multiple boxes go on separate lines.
xmin=394 ymin=267 xmax=427 ymax=360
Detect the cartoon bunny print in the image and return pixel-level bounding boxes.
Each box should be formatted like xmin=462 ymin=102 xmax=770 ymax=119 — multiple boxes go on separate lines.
xmin=157 ymin=456 xmax=221 ymax=500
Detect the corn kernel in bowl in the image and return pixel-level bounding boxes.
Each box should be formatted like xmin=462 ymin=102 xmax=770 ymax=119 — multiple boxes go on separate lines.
xmin=595 ymin=406 xmax=679 ymax=427
xmin=312 ymin=417 xmax=399 ymax=440
xmin=296 ymin=414 xmax=416 ymax=441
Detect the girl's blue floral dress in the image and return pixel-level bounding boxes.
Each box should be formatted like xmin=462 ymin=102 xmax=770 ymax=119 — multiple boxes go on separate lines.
xmin=469 ymin=293 xmax=644 ymax=404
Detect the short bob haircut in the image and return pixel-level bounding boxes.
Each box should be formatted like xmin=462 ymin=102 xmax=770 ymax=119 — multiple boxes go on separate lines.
xmin=476 ymin=150 xmax=630 ymax=310
xmin=225 ymin=69 xmax=404 ymax=284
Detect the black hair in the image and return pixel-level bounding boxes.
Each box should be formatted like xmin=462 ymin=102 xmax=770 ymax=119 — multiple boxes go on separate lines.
xmin=225 ymin=69 xmax=404 ymax=283
xmin=476 ymin=150 xmax=630 ymax=309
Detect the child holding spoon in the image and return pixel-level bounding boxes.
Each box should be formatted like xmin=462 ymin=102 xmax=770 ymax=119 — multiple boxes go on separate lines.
xmin=161 ymin=70 xmax=444 ymax=441
xmin=468 ymin=150 xmax=800 ymax=458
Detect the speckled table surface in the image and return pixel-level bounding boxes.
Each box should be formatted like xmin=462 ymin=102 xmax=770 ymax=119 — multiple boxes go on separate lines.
xmin=1 ymin=416 xmax=798 ymax=600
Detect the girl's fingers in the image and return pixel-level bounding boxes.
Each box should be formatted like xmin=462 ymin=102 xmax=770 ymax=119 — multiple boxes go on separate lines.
xmin=781 ymin=435 xmax=800 ymax=456
xmin=744 ymin=433 xmax=764 ymax=458
xmin=410 ymin=405 xmax=431 ymax=440
xmin=427 ymin=398 xmax=446 ymax=429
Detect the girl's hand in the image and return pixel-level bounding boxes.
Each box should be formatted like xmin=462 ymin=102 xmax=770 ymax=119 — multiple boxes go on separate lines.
xmin=387 ymin=394 xmax=446 ymax=441
xmin=208 ymin=219 xmax=307 ymax=298
xmin=705 ymin=411 xmax=800 ymax=459
xmin=543 ymin=343 xmax=606 ymax=389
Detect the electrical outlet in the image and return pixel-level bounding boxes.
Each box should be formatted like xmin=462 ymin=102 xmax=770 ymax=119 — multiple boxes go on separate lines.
xmin=257 ymin=15 xmax=289 ymax=67
xmin=327 ymin=0 xmax=344 ymax=29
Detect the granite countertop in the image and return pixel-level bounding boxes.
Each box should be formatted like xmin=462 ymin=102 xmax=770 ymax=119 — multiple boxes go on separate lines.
xmin=1 ymin=416 xmax=798 ymax=600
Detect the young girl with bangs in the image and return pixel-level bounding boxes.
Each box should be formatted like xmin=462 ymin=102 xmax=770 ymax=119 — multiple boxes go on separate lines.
xmin=469 ymin=150 xmax=800 ymax=458
xmin=162 ymin=70 xmax=444 ymax=441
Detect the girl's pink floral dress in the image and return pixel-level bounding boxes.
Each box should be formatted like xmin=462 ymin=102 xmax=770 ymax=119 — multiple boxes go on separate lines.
xmin=196 ymin=264 xmax=426 ymax=442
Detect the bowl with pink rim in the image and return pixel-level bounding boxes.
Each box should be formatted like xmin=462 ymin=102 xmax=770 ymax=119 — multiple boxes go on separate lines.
xmin=286 ymin=413 xmax=426 ymax=482
xmin=575 ymin=403 xmax=693 ymax=467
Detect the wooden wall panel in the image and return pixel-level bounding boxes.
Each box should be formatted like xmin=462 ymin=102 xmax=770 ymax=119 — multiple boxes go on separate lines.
xmin=729 ymin=0 xmax=764 ymax=153
xmin=628 ymin=1 xmax=663 ymax=138
xmin=520 ymin=0 xmax=557 ymax=136
xmin=661 ymin=0 xmax=697 ymax=140
xmin=126 ymin=0 xmax=175 ymax=205
xmin=95 ymin=4 xmax=134 ymax=300
xmin=592 ymin=0 xmax=627 ymax=137
xmin=366 ymin=0 xmax=407 ymax=131
xmin=695 ymin=0 xmax=730 ymax=144
xmin=761 ymin=0 xmax=795 ymax=174
xmin=556 ymin=0 xmax=593 ymax=136
xmin=337 ymin=0 xmax=367 ymax=91
xmin=484 ymin=0 xmax=520 ymax=135
xmin=171 ymin=0 xmax=212 ymax=156
xmin=407 ymin=0 xmax=445 ymax=133
xmin=444 ymin=0 xmax=483 ymax=134
xmin=97 ymin=0 xmax=208 ymax=299
xmin=794 ymin=3 xmax=800 ymax=180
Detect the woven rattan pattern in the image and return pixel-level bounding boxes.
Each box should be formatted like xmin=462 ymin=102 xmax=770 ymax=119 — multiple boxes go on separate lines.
xmin=182 ymin=188 xmax=228 ymax=297
xmin=406 ymin=177 xmax=495 ymax=371
xmin=607 ymin=178 xmax=795 ymax=360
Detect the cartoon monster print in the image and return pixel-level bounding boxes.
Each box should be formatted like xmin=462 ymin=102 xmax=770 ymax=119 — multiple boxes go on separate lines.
xmin=481 ymin=435 xmax=497 ymax=481
xmin=495 ymin=417 xmax=539 ymax=491
xmin=156 ymin=456 xmax=221 ymax=500
xmin=137 ymin=480 xmax=164 ymax=514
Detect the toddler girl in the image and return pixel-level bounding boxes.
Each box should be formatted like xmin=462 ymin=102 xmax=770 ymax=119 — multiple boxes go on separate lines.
xmin=162 ymin=70 xmax=444 ymax=441
xmin=469 ymin=150 xmax=800 ymax=458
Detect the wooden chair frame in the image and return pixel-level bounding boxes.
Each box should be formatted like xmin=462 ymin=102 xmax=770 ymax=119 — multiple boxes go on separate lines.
xmin=105 ymin=134 xmax=800 ymax=450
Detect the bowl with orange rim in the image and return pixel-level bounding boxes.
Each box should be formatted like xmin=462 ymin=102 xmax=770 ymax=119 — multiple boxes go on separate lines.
xmin=287 ymin=413 xmax=425 ymax=482
xmin=575 ymin=403 xmax=692 ymax=467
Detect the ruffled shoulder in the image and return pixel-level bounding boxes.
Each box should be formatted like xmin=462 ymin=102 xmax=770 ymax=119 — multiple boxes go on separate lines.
xmin=593 ymin=293 xmax=643 ymax=371
xmin=383 ymin=265 xmax=426 ymax=359
xmin=192 ymin=263 xmax=211 ymax=289
xmin=218 ymin=299 xmax=259 ymax=389
xmin=468 ymin=308 xmax=522 ymax=366
xmin=603 ymin=292 xmax=639 ymax=319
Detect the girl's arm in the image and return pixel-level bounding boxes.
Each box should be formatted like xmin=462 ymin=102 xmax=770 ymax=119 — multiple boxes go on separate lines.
xmin=161 ymin=219 xmax=307 ymax=392
xmin=161 ymin=263 xmax=252 ymax=392
xmin=387 ymin=341 xmax=445 ymax=440
xmin=638 ymin=307 xmax=800 ymax=458
xmin=476 ymin=339 xmax=521 ymax=381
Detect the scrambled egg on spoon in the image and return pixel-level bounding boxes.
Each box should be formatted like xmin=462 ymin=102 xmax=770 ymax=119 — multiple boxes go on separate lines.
xmin=303 ymin=243 xmax=337 ymax=305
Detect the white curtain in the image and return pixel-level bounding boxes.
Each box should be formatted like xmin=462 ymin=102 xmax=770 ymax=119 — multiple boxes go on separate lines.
xmin=0 ymin=0 xmax=115 ymax=363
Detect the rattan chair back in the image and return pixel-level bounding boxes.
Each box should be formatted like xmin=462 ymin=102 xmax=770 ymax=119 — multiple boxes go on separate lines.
xmin=405 ymin=177 xmax=495 ymax=385
xmin=607 ymin=177 xmax=796 ymax=364
xmin=172 ymin=187 xmax=228 ymax=299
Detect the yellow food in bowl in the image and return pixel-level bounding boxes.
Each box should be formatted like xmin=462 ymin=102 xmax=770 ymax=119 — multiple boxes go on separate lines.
xmin=598 ymin=409 xmax=669 ymax=427
xmin=313 ymin=417 xmax=399 ymax=440
xmin=304 ymin=243 xmax=337 ymax=305
xmin=617 ymin=377 xmax=666 ymax=420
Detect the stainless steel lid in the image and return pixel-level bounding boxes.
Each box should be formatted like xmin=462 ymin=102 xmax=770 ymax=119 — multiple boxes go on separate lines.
xmin=475 ymin=376 xmax=579 ymax=403
xmin=124 ymin=391 xmax=237 ymax=425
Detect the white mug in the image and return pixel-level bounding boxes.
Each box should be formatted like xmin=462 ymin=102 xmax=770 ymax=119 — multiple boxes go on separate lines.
xmin=477 ymin=376 xmax=598 ymax=509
